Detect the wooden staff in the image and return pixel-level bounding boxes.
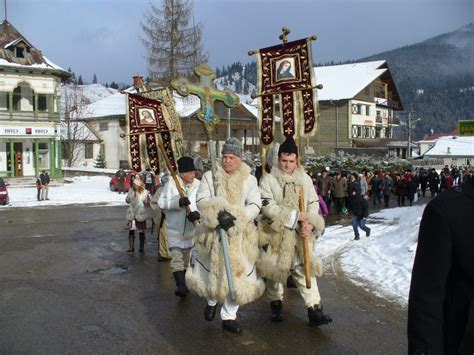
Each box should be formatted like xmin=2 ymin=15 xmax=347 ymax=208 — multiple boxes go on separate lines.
xmin=299 ymin=187 xmax=311 ymax=289
xmin=156 ymin=138 xmax=197 ymax=226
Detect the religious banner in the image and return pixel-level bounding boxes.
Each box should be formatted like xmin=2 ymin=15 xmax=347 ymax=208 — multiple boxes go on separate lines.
xmin=255 ymin=36 xmax=320 ymax=145
xmin=126 ymin=93 xmax=177 ymax=174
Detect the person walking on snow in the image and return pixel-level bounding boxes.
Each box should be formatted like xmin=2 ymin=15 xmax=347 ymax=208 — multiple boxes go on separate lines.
xmin=350 ymin=186 xmax=371 ymax=240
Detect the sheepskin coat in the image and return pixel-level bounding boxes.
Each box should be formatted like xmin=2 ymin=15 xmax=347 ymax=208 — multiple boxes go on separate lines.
xmin=186 ymin=162 xmax=265 ymax=305
xmin=258 ymin=166 xmax=325 ymax=284
xmin=125 ymin=188 xmax=149 ymax=222
xmin=158 ymin=177 xmax=200 ymax=251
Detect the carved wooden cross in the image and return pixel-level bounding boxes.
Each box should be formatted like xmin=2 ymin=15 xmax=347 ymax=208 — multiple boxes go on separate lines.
xmin=171 ymin=64 xmax=240 ymax=139
xmin=279 ymin=27 xmax=291 ymax=44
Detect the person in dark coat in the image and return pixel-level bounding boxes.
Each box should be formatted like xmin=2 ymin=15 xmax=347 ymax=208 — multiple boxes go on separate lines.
xmin=428 ymin=168 xmax=439 ymax=197
xmin=349 ymin=186 xmax=370 ymax=240
xmin=407 ymin=175 xmax=474 ymax=354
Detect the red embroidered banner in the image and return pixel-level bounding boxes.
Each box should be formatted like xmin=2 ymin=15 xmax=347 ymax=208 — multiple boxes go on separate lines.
xmin=256 ymin=37 xmax=320 ymax=145
xmin=127 ymin=94 xmax=177 ymax=174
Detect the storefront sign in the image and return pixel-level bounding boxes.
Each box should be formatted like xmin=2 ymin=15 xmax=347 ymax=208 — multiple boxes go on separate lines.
xmin=0 ymin=126 xmax=57 ymax=137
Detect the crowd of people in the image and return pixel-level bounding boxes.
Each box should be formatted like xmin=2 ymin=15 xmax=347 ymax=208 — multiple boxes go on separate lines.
xmin=120 ymin=140 xmax=473 ymax=348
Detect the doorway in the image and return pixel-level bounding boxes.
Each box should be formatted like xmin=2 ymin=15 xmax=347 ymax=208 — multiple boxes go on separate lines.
xmin=6 ymin=142 xmax=24 ymax=177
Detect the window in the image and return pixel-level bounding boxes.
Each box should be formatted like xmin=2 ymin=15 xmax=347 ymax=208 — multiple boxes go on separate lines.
xmin=85 ymin=143 xmax=94 ymax=159
xmin=351 ymin=104 xmax=362 ymax=115
xmin=99 ymin=122 xmax=108 ymax=131
xmin=0 ymin=92 xmax=8 ymax=111
xmin=38 ymin=94 xmax=48 ymax=112
xmin=15 ymin=47 xmax=25 ymax=58
xmin=366 ymin=105 xmax=370 ymax=116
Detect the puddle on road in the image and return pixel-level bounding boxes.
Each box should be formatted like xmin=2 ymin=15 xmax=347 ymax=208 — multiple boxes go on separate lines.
xmin=88 ymin=265 xmax=129 ymax=275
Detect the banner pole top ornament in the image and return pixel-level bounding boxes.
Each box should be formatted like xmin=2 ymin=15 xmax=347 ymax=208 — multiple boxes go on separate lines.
xmin=248 ymin=27 xmax=318 ymax=56
xmin=171 ymin=64 xmax=240 ymax=139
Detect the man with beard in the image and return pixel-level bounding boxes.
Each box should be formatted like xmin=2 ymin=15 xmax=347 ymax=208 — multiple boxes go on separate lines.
xmin=257 ymin=136 xmax=332 ymax=327
xmin=186 ymin=137 xmax=264 ymax=334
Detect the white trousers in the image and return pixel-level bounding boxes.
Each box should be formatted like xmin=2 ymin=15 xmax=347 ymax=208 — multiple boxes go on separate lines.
xmin=207 ymin=297 xmax=239 ymax=320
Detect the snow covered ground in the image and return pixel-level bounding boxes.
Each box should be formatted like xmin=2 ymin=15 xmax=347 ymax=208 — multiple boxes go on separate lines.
xmin=0 ymin=175 xmax=424 ymax=306
xmin=317 ymin=204 xmax=425 ymax=306
xmin=0 ymin=176 xmax=127 ymax=208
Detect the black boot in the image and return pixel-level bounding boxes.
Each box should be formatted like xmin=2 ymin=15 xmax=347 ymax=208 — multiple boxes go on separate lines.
xmin=286 ymin=275 xmax=297 ymax=288
xmin=308 ymin=304 xmax=332 ymax=327
xmin=172 ymin=271 xmax=189 ymax=298
xmin=138 ymin=234 xmax=145 ymax=253
xmin=204 ymin=303 xmax=217 ymax=321
xmin=270 ymin=300 xmax=283 ymax=322
xmin=222 ymin=320 xmax=242 ymax=334
xmin=127 ymin=232 xmax=135 ymax=253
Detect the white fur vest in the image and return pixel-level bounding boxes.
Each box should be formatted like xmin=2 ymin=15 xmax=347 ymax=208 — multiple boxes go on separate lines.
xmin=186 ymin=163 xmax=265 ymax=305
xmin=257 ymin=166 xmax=325 ymax=283
xmin=125 ymin=188 xmax=149 ymax=222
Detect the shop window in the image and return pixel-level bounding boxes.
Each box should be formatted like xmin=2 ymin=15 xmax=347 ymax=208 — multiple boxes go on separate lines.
xmin=85 ymin=143 xmax=94 ymax=159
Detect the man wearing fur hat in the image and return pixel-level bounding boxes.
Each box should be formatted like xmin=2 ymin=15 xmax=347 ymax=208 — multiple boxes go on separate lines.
xmin=158 ymin=157 xmax=201 ymax=298
xmin=186 ymin=137 xmax=264 ymax=334
xmin=258 ymin=136 xmax=332 ymax=327
xmin=125 ymin=177 xmax=150 ymax=253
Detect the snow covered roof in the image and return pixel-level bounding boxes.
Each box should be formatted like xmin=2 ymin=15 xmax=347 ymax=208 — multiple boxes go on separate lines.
xmin=423 ymin=136 xmax=474 ymax=157
xmin=80 ymin=88 xmax=201 ymax=119
xmin=0 ymin=20 xmax=68 ymax=76
xmin=314 ymin=60 xmax=387 ymax=101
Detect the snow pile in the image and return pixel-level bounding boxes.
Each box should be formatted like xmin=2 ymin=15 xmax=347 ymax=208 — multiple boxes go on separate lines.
xmin=318 ymin=204 xmax=426 ymax=305
xmin=0 ymin=176 xmax=127 ymax=209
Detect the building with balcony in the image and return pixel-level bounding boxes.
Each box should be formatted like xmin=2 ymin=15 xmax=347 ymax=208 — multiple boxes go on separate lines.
xmin=0 ymin=20 xmax=69 ymax=177
xmin=305 ymin=60 xmax=404 ymax=156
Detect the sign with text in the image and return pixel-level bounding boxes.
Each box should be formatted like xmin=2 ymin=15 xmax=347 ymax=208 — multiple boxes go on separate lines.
xmin=0 ymin=126 xmax=56 ymax=136
xmin=458 ymin=120 xmax=474 ymax=136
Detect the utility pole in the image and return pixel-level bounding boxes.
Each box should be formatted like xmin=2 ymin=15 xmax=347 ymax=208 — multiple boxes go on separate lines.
xmin=407 ymin=111 xmax=421 ymax=159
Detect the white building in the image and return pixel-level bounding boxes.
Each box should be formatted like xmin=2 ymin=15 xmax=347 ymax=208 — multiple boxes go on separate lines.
xmin=0 ymin=20 xmax=69 ymax=177
xmin=422 ymin=136 xmax=474 ymax=168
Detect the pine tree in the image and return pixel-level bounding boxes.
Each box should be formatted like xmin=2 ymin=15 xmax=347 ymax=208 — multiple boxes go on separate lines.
xmin=92 ymin=74 xmax=97 ymax=84
xmin=94 ymin=148 xmax=107 ymax=168
xmin=78 ymin=75 xmax=84 ymax=85
xmin=243 ymin=80 xmax=249 ymax=95
xmin=110 ymin=81 xmax=119 ymax=89
xmin=105 ymin=83 xmax=109 ymax=88
xmin=141 ymin=0 xmax=207 ymax=85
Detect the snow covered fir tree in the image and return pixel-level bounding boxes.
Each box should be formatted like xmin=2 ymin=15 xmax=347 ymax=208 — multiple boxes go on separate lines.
xmin=93 ymin=149 xmax=107 ymax=169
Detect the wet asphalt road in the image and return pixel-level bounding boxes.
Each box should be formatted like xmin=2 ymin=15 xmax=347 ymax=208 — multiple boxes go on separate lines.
xmin=0 ymin=205 xmax=408 ymax=354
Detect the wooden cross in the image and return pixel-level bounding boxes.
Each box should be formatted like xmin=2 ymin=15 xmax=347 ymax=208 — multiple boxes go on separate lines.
xmin=171 ymin=64 xmax=240 ymax=139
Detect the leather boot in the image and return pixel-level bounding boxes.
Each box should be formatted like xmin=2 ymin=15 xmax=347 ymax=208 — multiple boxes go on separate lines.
xmin=138 ymin=234 xmax=145 ymax=253
xmin=204 ymin=303 xmax=217 ymax=321
xmin=270 ymin=300 xmax=283 ymax=322
xmin=127 ymin=237 xmax=135 ymax=253
xmin=308 ymin=304 xmax=332 ymax=327
xmin=222 ymin=320 xmax=242 ymax=334
xmin=172 ymin=271 xmax=189 ymax=298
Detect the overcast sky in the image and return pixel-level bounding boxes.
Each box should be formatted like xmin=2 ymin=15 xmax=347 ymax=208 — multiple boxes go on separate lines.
xmin=7 ymin=0 xmax=473 ymax=85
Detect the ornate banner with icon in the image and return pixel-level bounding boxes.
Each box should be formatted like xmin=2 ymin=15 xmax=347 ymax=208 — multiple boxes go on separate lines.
xmin=126 ymin=93 xmax=177 ymax=174
xmin=253 ymin=35 xmax=320 ymax=145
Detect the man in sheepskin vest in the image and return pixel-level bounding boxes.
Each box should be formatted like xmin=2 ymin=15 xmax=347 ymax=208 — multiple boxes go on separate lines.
xmin=158 ymin=157 xmax=201 ymax=298
xmin=258 ymin=136 xmax=332 ymax=327
xmin=186 ymin=137 xmax=264 ymax=334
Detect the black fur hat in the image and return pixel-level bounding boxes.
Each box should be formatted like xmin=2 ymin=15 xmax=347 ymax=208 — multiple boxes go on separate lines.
xmin=278 ymin=136 xmax=298 ymax=156
xmin=177 ymin=157 xmax=195 ymax=173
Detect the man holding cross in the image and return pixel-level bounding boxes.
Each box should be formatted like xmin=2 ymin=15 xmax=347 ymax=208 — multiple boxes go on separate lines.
xmin=257 ymin=136 xmax=332 ymax=327
xmin=185 ymin=137 xmax=265 ymax=334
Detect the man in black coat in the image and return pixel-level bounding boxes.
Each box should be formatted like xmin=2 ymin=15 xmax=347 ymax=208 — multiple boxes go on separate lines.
xmin=408 ymin=175 xmax=474 ymax=354
xmin=349 ymin=186 xmax=370 ymax=240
